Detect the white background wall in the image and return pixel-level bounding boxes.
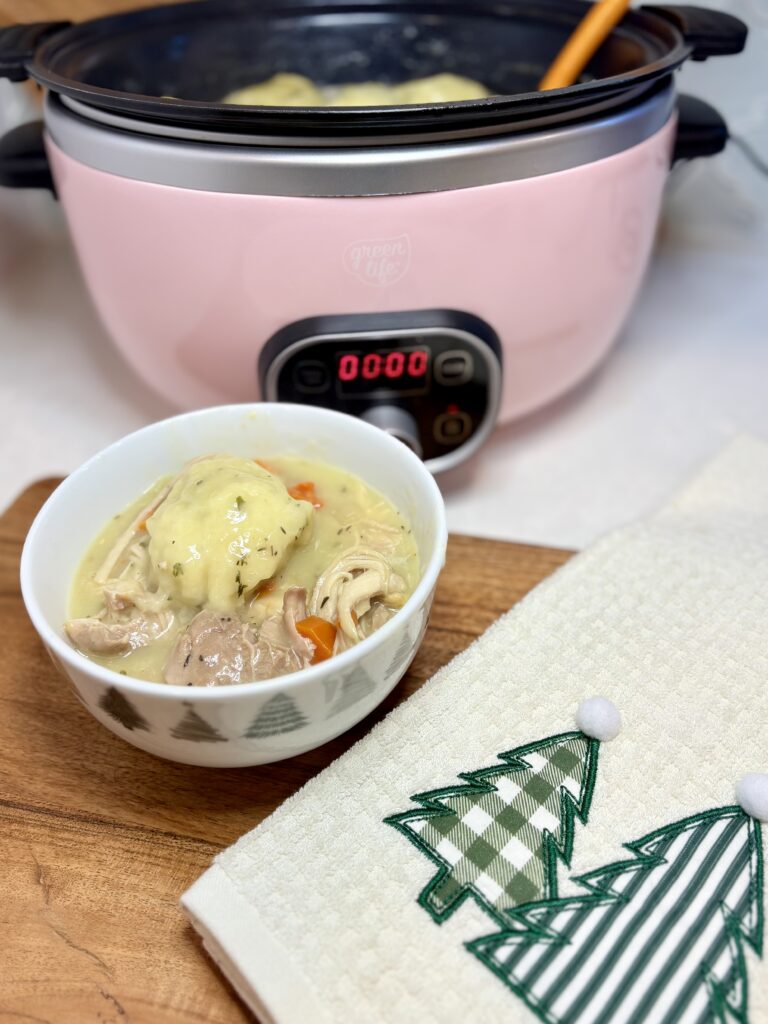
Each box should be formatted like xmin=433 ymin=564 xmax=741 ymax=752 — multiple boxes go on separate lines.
xmin=1 ymin=0 xmax=766 ymax=547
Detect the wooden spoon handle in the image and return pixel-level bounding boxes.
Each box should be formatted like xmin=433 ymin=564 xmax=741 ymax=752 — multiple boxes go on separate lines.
xmin=539 ymin=0 xmax=632 ymax=92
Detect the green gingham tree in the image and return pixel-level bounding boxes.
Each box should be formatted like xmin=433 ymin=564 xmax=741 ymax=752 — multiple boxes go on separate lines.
xmin=470 ymin=806 xmax=763 ymax=1024
xmin=385 ymin=732 xmax=599 ymax=925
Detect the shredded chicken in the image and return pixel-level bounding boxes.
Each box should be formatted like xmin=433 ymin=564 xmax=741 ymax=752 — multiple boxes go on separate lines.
xmin=347 ymin=519 xmax=404 ymax=553
xmin=256 ymin=587 xmax=314 ymax=671
xmin=252 ymin=635 xmax=307 ymax=679
xmin=309 ymin=547 xmax=406 ymax=642
xmin=281 ymin=588 xmax=316 ymax=662
xmin=94 ymin=483 xmax=173 ymax=585
xmin=117 ymin=538 xmax=153 ymax=585
xmin=164 ymin=588 xmax=314 ymax=686
xmin=102 ymin=579 xmax=170 ymax=616
xmin=66 ymin=610 xmax=174 ymax=656
xmin=359 ymin=602 xmax=396 ymax=638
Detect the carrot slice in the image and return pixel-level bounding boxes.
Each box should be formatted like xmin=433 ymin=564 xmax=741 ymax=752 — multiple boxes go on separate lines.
xmin=255 ymin=459 xmax=275 ymax=473
xmin=288 ymin=481 xmax=323 ymax=508
xmin=295 ymin=616 xmax=337 ymax=663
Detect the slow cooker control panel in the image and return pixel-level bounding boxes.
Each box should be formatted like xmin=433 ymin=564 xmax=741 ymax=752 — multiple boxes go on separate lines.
xmin=260 ymin=310 xmax=502 ymax=471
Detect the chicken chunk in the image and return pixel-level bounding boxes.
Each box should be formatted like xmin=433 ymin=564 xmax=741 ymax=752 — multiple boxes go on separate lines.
xmin=66 ymin=611 xmax=173 ymax=656
xmin=164 ymin=610 xmax=259 ymax=687
xmin=164 ymin=589 xmax=315 ymax=687
xmin=66 ymin=618 xmax=134 ymax=655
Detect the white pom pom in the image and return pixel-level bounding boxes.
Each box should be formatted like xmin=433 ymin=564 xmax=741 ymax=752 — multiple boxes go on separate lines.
xmin=736 ymin=773 xmax=768 ymax=821
xmin=576 ymin=697 xmax=622 ymax=742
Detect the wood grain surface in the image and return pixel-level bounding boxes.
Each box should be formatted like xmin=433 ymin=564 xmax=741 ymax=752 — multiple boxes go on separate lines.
xmin=0 ymin=480 xmax=572 ymax=1023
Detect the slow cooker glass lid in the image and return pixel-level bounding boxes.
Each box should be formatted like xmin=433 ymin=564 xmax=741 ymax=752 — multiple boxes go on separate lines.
xmin=31 ymin=0 xmax=690 ymax=138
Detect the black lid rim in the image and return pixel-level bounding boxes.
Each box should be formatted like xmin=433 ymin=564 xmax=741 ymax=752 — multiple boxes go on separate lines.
xmin=26 ymin=0 xmax=693 ymax=139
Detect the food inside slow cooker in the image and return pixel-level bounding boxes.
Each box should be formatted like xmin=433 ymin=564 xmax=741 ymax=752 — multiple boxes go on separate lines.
xmin=65 ymin=455 xmax=419 ymax=686
xmin=222 ymin=72 xmax=491 ymax=106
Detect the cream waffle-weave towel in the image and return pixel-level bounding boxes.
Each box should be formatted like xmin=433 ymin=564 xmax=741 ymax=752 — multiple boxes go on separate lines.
xmin=183 ymin=436 xmax=768 ymax=1024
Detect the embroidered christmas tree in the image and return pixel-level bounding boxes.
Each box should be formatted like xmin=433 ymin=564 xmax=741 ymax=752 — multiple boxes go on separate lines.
xmin=384 ymin=732 xmax=599 ymax=925
xmin=469 ymin=806 xmax=764 ymax=1024
xmin=98 ymin=686 xmax=149 ymax=732
xmin=243 ymin=693 xmax=307 ymax=738
xmin=170 ymin=702 xmax=227 ymax=742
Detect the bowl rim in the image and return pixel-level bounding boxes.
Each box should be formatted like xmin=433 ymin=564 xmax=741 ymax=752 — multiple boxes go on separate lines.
xmin=20 ymin=403 xmax=448 ymax=701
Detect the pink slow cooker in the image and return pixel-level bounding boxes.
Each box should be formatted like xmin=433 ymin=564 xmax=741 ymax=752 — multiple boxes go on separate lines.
xmin=0 ymin=1 xmax=747 ymax=470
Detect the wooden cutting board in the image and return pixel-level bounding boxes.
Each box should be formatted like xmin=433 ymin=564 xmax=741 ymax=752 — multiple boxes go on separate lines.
xmin=0 ymin=480 xmax=572 ymax=1024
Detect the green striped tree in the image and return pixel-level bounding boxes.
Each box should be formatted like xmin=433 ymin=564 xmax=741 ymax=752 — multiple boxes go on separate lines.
xmin=470 ymin=806 xmax=764 ymax=1024
xmin=385 ymin=733 xmax=599 ymax=925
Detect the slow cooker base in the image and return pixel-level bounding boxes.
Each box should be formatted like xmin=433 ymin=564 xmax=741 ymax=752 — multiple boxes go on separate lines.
xmin=46 ymin=114 xmax=675 ymax=457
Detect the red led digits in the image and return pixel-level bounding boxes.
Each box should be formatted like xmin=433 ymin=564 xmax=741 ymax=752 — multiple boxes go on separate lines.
xmin=338 ymin=354 xmax=359 ymax=381
xmin=336 ymin=348 xmax=429 ymax=383
xmin=362 ymin=353 xmax=382 ymax=379
xmin=407 ymin=350 xmax=428 ymax=377
xmin=384 ymin=351 xmax=406 ymax=378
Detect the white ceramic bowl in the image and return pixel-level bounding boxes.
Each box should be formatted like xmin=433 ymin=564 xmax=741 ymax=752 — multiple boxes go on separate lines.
xmin=20 ymin=404 xmax=447 ymax=766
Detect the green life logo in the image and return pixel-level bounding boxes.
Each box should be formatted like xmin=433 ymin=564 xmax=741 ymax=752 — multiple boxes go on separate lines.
xmin=344 ymin=235 xmax=411 ymax=286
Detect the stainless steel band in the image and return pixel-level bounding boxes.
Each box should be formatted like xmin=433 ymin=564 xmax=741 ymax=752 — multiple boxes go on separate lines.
xmin=45 ymin=86 xmax=675 ymax=198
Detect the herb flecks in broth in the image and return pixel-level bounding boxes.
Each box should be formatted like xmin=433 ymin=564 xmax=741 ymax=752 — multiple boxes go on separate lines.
xmin=66 ymin=455 xmax=419 ymax=686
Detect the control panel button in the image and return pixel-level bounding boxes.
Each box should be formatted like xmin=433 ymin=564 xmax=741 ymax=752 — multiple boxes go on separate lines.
xmin=434 ymin=410 xmax=472 ymax=445
xmin=261 ymin=309 xmax=501 ymax=470
xmin=435 ymin=349 xmax=473 ymax=386
xmin=292 ymin=360 xmax=330 ymax=394
xmin=362 ymin=405 xmax=423 ymax=458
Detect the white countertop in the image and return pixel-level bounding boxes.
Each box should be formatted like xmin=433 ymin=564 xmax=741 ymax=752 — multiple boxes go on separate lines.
xmin=1 ymin=0 xmax=766 ymax=550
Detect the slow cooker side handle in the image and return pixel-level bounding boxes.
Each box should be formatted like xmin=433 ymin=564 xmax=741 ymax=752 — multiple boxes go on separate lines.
xmin=673 ymin=94 xmax=728 ymax=163
xmin=0 ymin=21 xmax=71 ymax=82
xmin=0 ymin=120 xmax=54 ymax=192
xmin=642 ymin=5 xmax=747 ymax=60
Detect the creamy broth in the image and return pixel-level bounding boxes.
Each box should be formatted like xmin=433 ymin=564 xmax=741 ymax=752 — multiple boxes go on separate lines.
xmin=67 ymin=456 xmax=419 ymax=685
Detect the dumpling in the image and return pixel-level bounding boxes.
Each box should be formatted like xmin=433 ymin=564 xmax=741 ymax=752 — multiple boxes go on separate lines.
xmin=327 ymin=82 xmax=399 ymax=107
xmin=147 ymin=457 xmax=313 ymax=610
xmin=222 ymin=73 xmax=324 ymax=107
xmin=393 ymin=73 xmax=490 ymax=104
xmin=324 ymin=74 xmax=489 ymax=106
xmin=221 ymin=72 xmax=490 ymax=108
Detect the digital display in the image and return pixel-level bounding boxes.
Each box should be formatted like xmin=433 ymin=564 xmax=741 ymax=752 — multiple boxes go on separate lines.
xmin=263 ymin=309 xmax=500 ymax=465
xmin=336 ymin=347 xmax=430 ymax=396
